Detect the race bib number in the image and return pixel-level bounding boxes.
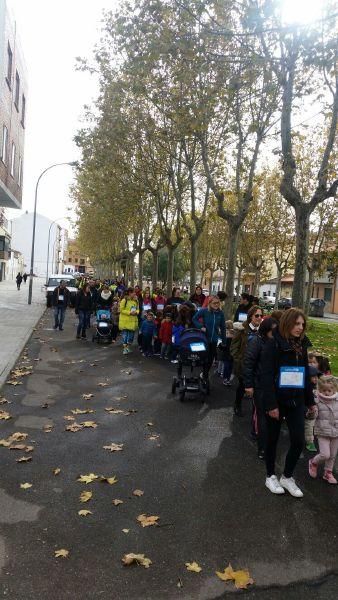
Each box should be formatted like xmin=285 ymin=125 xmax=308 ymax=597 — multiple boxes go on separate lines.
xmin=58 ymin=294 xmax=64 ymax=302
xmin=279 ymin=366 xmax=305 ymax=389
xmin=157 ymin=304 xmax=164 ymax=310
xmin=143 ymin=304 xmax=151 ymax=311
xmin=238 ymin=312 xmax=247 ymax=322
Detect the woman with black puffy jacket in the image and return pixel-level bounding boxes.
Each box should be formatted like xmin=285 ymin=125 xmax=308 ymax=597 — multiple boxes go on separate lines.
xmin=258 ymin=309 xmax=316 ymax=498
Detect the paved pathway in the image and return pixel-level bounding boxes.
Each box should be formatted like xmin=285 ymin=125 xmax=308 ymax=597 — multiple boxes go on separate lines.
xmin=0 ymin=278 xmax=46 ymax=387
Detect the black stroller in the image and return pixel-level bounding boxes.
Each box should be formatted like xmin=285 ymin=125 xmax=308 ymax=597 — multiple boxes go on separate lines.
xmin=92 ymin=309 xmax=113 ymax=344
xmin=171 ymin=328 xmax=210 ymax=402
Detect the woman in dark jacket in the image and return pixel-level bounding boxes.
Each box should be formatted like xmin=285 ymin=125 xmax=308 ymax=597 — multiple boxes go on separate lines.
xmin=189 ymin=285 xmax=206 ymax=308
xmin=259 ymin=308 xmax=316 ymax=497
xmin=75 ymin=283 xmax=93 ymax=339
xmin=243 ymin=317 xmax=278 ymax=459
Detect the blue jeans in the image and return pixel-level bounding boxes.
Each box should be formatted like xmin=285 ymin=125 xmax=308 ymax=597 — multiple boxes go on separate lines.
xmin=121 ymin=330 xmax=134 ymax=345
xmin=77 ymin=310 xmax=91 ymax=336
xmin=54 ymin=306 xmax=66 ymax=329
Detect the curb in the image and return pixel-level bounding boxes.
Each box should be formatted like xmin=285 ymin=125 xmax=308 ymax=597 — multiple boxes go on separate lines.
xmin=0 ymin=305 xmax=46 ymax=391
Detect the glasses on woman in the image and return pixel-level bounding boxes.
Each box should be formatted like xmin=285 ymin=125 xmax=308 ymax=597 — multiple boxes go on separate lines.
xmin=254 ymin=314 xmax=263 ymax=318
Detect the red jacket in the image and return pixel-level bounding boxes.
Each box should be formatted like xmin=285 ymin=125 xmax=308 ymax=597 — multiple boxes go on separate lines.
xmin=159 ymin=320 xmax=173 ymax=344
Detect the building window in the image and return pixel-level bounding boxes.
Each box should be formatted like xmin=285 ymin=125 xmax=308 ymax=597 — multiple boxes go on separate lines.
xmin=18 ymin=156 xmax=23 ymax=187
xmin=14 ymin=71 xmax=20 ymax=110
xmin=324 ymin=287 xmax=332 ymax=302
xmin=21 ymin=95 xmax=26 ymax=127
xmin=1 ymin=126 xmax=8 ymax=165
xmin=6 ymin=43 xmax=13 ymax=87
xmin=10 ymin=143 xmax=16 ymax=177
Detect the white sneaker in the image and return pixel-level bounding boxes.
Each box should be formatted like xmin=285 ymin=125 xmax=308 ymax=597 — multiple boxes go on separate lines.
xmin=265 ymin=475 xmax=285 ymax=495
xmin=279 ymin=475 xmax=303 ymax=498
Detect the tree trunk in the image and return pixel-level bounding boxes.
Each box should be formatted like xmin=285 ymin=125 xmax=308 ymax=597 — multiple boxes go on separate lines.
xmin=305 ymin=267 xmax=315 ymax=315
xmin=166 ymin=246 xmax=175 ymax=296
xmin=274 ymin=267 xmax=282 ymax=308
xmin=190 ymin=237 xmax=197 ymax=294
xmin=152 ymin=249 xmax=158 ymax=291
xmin=252 ymin=268 xmax=261 ymax=297
xmin=125 ymin=259 xmax=129 ymax=284
xmin=236 ymin=265 xmax=242 ymax=302
xmin=138 ymin=250 xmax=144 ymax=286
xmin=222 ymin=267 xmax=227 ymax=291
xmin=292 ymin=207 xmax=310 ymax=309
xmin=224 ymin=222 xmax=240 ymax=319
xmin=209 ymin=269 xmax=214 ymax=294
xmin=130 ymin=255 xmax=135 ymax=286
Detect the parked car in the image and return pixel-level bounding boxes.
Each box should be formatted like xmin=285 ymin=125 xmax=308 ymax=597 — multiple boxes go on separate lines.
xmin=45 ymin=275 xmax=78 ymax=308
xmin=278 ymin=297 xmax=292 ymax=310
xmin=261 ymin=295 xmax=276 ymax=307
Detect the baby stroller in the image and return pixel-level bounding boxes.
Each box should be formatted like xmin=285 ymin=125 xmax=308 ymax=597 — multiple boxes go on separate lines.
xmin=92 ymin=309 xmax=112 ymax=344
xmin=171 ymin=328 xmax=210 ymax=402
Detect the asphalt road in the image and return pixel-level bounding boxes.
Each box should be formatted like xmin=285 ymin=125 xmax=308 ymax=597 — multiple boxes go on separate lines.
xmin=0 ymin=309 xmax=337 ymax=600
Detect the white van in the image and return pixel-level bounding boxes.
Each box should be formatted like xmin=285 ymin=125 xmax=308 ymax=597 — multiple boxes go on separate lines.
xmin=45 ymin=275 xmax=78 ymax=307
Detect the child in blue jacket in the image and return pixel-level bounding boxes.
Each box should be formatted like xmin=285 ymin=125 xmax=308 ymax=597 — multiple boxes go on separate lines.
xmin=140 ymin=312 xmax=157 ymax=356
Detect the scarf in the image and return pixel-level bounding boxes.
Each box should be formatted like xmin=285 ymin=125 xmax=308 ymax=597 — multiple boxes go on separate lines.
xmin=289 ymin=336 xmax=303 ymax=357
xmin=101 ymin=291 xmax=111 ymax=300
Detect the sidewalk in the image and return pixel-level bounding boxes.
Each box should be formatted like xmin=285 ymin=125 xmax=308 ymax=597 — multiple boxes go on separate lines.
xmin=0 ymin=278 xmax=46 ymax=388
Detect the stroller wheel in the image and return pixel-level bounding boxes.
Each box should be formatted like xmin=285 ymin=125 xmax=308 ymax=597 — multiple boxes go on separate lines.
xmin=171 ymin=378 xmax=177 ymax=395
xmin=179 ymin=390 xmax=185 ymax=402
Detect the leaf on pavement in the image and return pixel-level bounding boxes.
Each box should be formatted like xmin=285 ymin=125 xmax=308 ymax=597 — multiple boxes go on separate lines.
xmin=103 ymin=443 xmax=123 ymax=452
xmin=82 ymin=394 xmax=94 ymax=400
xmin=16 ymin=455 xmax=32 ymax=463
xmin=125 ymin=409 xmax=138 ymax=415
xmin=122 ymin=529 xmax=129 ymax=534
xmin=77 ymin=473 xmax=98 ymax=484
xmin=6 ymin=380 xmax=22 ymax=386
xmin=63 ymin=415 xmax=75 ymax=421
xmin=185 ymin=562 xmax=202 ymax=573
xmin=105 ymin=407 xmax=125 ymax=414
xmin=10 ymin=444 xmax=34 ymax=453
xmin=148 ymin=434 xmax=160 ymax=441
xmin=65 ymin=423 xmax=83 ymax=432
xmin=20 ymin=482 xmax=32 ymax=489
xmin=53 ymin=468 xmax=61 ymax=476
xmin=71 ymin=408 xmax=94 ymax=415
xmin=216 ymin=564 xmax=254 ymax=589
xmin=0 ymin=398 xmax=9 ymax=404
xmin=54 ymin=549 xmax=69 ymax=558
xmin=147 ymin=422 xmax=154 ymax=427
xmin=100 ymin=475 xmax=118 ymax=485
xmin=43 ymin=425 xmax=53 ymax=433
xmin=112 ymin=499 xmax=123 ymax=506
xmin=112 ymin=396 xmax=128 ymax=401
xmin=137 ymin=514 xmax=159 ymax=527
xmin=79 ymin=490 xmax=93 ymax=503
xmin=78 ymin=510 xmax=93 ymax=517
xmin=97 ymin=382 xmax=109 ymax=387
xmin=132 ymin=489 xmax=144 ymax=497
xmin=122 ymin=553 xmax=152 ymax=568
xmin=80 ymin=421 xmax=98 ymax=428
xmin=0 ymin=410 xmax=11 ymax=420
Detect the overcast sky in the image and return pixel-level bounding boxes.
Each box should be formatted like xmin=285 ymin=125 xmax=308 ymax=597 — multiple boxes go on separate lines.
xmin=7 ymin=0 xmax=117 ymax=232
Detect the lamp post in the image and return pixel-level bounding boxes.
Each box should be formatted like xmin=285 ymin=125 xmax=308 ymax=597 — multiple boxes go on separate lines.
xmin=28 ymin=161 xmax=78 ymax=305
xmin=46 ymin=217 xmax=65 ymax=285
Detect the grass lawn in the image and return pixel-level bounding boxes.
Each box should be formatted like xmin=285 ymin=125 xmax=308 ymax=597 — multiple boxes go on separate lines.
xmin=307 ymin=319 xmax=338 ymax=376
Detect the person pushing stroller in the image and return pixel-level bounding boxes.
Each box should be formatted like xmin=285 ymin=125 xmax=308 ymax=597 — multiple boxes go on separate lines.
xmin=192 ymin=296 xmax=227 ymax=381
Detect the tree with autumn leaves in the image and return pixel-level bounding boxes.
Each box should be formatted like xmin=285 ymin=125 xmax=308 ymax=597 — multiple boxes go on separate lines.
xmin=72 ymin=0 xmax=337 ymax=311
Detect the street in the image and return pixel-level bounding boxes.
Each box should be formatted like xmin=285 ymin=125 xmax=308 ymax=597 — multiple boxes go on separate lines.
xmin=0 ymin=309 xmax=337 ymax=600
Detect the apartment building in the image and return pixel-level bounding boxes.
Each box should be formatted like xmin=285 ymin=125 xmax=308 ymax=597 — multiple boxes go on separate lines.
xmin=64 ymin=239 xmax=93 ymax=275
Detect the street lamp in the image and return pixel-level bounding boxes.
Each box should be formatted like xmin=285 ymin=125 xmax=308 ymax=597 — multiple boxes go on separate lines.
xmin=28 ymin=161 xmax=78 ymax=305
xmin=46 ymin=217 xmax=66 ymax=285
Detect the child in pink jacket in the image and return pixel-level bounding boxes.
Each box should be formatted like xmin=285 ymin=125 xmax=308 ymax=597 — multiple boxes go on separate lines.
xmin=309 ymin=375 xmax=338 ymax=484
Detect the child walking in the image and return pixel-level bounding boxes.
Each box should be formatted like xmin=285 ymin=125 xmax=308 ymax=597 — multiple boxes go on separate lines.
xmin=304 ymin=365 xmax=319 ymax=452
xmin=159 ymin=313 xmax=173 ymax=359
xmin=309 ymin=376 xmax=338 ymax=484
xmin=140 ymin=312 xmax=157 ymax=357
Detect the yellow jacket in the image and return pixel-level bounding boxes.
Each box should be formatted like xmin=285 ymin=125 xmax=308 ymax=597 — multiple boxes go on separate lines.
xmin=119 ymin=297 xmax=139 ymax=331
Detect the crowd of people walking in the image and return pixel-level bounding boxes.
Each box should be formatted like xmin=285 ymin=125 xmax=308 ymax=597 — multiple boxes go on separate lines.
xmin=50 ymin=278 xmax=337 ymax=497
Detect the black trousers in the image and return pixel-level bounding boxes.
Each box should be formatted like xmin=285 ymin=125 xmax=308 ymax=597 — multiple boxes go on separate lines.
xmin=265 ymin=402 xmax=305 ymax=478
xmin=203 ymin=342 xmax=218 ymax=378
xmin=252 ymin=391 xmax=267 ymax=453
xmin=234 ymin=378 xmax=245 ymax=410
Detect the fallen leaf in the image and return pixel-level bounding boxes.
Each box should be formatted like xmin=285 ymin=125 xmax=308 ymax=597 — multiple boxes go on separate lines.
xmin=63 ymin=415 xmax=75 ymax=422
xmin=80 ymin=490 xmax=93 ymax=503
xmin=54 ymin=549 xmax=69 ymax=558
xmin=16 ymin=455 xmax=32 ymax=463
xmin=53 ymin=468 xmax=61 ymax=476
xmin=20 ymin=482 xmax=32 ymax=489
xmin=97 ymin=382 xmax=109 ymax=387
xmin=0 ymin=398 xmax=9 ymax=405
xmin=100 ymin=475 xmax=118 ymax=485
xmin=77 ymin=473 xmax=98 ymax=484
xmin=122 ymin=529 xmax=129 ymax=534
xmin=137 ymin=514 xmax=159 ymax=527
xmin=78 ymin=510 xmax=93 ymax=517
xmin=112 ymin=499 xmax=123 ymax=506
xmin=0 ymin=410 xmax=12 ymax=420
xmin=25 ymin=445 xmax=35 ymax=453
xmin=105 ymin=407 xmax=125 ymax=414
xmin=6 ymin=380 xmax=22 ymax=386
xmin=216 ymin=564 xmax=254 ymax=590
xmin=133 ymin=489 xmax=144 ymax=497
xmin=122 ymin=553 xmax=152 ymax=568
xmin=41 ymin=403 xmax=49 ymax=409
xmin=185 ymin=562 xmax=202 ymax=573
xmin=71 ymin=408 xmax=94 ymax=415
xmin=82 ymin=394 xmax=94 ymax=400
xmin=148 ymin=434 xmax=160 ymax=441
xmin=125 ymin=409 xmax=137 ymax=415
xmin=112 ymin=396 xmax=128 ymax=401
xmin=103 ymin=443 xmax=123 ymax=452
xmin=147 ymin=422 xmax=154 ymax=427
xmin=10 ymin=444 xmax=34 ymax=453
xmin=80 ymin=421 xmax=98 ymax=428
xmin=65 ymin=423 xmax=83 ymax=432
xmin=43 ymin=425 xmax=53 ymax=433
xmin=10 ymin=432 xmax=28 ymax=442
